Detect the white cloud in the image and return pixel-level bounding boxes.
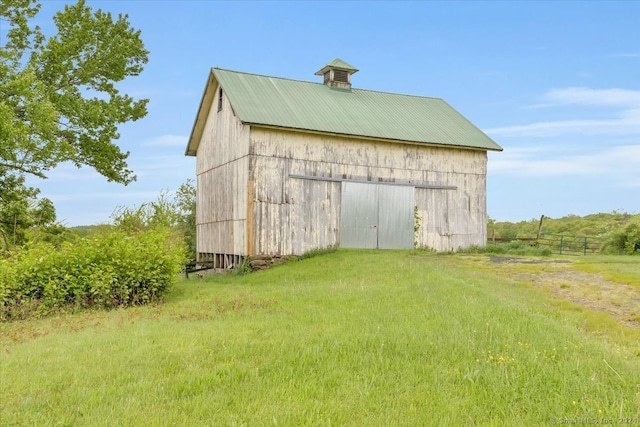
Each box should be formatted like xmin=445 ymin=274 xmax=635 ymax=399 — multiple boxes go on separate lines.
xmin=134 ymin=154 xmax=192 ymax=169
xmin=130 ymin=155 xmax=194 ymax=180
xmin=489 ymin=145 xmax=640 ymax=177
xmin=544 ymin=87 xmax=640 ymax=108
xmin=142 ymin=134 xmax=188 ymax=147
xmin=47 ymin=191 xmax=163 ymax=202
xmin=486 ymin=87 xmax=640 ymax=137
xmin=22 ymin=163 xmax=103 ymax=187
xmin=490 ymin=157 xmax=594 ymax=176
xmin=486 ymin=115 xmax=640 ymax=137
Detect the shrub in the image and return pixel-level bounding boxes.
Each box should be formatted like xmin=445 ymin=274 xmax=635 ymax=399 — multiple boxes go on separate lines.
xmin=0 ymin=227 xmax=186 ymax=320
xmin=601 ymin=218 xmax=640 ymax=255
xmin=111 ymin=180 xmax=196 ymax=261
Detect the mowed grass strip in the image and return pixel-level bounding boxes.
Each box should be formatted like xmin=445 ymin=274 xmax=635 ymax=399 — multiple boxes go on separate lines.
xmin=1 ymin=250 xmax=638 ymax=426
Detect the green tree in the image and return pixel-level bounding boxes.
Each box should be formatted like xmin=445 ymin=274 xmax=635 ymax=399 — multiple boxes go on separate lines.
xmin=0 ymin=0 xmax=148 ymax=183
xmin=175 ymin=179 xmax=196 ymax=259
xmin=0 ymin=169 xmax=57 ymax=250
xmin=111 ymin=180 xmax=196 ymax=260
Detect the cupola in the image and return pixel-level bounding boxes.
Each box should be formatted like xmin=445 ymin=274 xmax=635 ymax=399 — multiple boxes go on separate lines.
xmin=315 ymin=58 xmax=359 ymax=90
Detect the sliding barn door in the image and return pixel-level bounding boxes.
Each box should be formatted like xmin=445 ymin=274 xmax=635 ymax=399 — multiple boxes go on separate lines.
xmin=339 ymin=182 xmax=414 ymax=249
xmin=339 ymin=182 xmax=378 ymax=249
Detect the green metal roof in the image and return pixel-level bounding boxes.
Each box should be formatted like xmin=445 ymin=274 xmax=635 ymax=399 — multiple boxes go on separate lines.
xmin=186 ymin=66 xmax=502 ymax=155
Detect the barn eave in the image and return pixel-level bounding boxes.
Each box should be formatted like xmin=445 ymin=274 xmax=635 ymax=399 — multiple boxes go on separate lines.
xmin=245 ymin=123 xmax=504 ymax=152
xmin=185 ymin=69 xmax=218 ymax=157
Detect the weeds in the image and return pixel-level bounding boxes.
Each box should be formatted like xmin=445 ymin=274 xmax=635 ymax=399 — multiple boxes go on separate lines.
xmin=231 ymin=257 xmax=253 ymax=276
xmin=298 ymin=244 xmax=339 ymax=260
xmin=463 ymin=241 xmax=553 ymax=256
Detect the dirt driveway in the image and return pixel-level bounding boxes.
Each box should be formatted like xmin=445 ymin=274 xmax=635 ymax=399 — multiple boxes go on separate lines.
xmin=486 ymin=256 xmax=640 ymax=329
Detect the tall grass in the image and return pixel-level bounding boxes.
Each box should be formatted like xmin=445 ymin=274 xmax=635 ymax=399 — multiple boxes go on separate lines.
xmin=462 ymin=241 xmax=553 ymax=256
xmin=1 ymin=250 xmax=638 ymax=425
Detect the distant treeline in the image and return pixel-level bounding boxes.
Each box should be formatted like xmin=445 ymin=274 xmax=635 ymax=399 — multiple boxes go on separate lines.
xmin=489 ymin=211 xmax=637 ymax=240
xmin=489 ymin=211 xmax=640 ymax=255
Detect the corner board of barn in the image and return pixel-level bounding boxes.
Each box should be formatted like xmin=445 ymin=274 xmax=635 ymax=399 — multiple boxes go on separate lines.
xmin=185 ymin=58 xmax=502 ymax=269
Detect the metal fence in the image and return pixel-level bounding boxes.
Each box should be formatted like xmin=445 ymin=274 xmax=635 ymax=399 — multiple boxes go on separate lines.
xmin=536 ymin=234 xmax=602 ymax=255
xmin=488 ymin=234 xmax=602 ymax=255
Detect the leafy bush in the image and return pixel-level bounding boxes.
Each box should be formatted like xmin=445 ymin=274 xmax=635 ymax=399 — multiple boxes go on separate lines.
xmin=0 ymin=227 xmax=186 ymax=320
xmin=602 ymin=217 xmax=640 ymax=255
xmin=111 ymin=180 xmax=196 ymax=260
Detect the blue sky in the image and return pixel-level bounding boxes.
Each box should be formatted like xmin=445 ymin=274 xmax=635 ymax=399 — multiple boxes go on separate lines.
xmin=19 ymin=1 xmax=640 ymax=225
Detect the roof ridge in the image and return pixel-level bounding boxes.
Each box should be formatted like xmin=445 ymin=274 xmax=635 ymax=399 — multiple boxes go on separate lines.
xmin=352 ymin=86 xmax=445 ymax=102
xmin=212 ymin=67 xmax=322 ymax=86
xmin=212 ymin=67 xmax=445 ymax=102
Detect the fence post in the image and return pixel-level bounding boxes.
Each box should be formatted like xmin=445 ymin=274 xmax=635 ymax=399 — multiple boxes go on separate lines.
xmin=536 ymin=215 xmax=545 ymax=243
xmin=583 ymin=237 xmax=587 ymax=256
xmin=559 ymin=235 xmax=564 ymax=255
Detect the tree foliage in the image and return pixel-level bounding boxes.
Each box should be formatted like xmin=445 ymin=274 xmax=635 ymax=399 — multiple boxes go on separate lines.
xmin=0 ymin=168 xmax=58 ymax=250
xmin=111 ymin=180 xmax=196 ymax=259
xmin=0 ymin=0 xmax=148 ymax=183
xmin=175 ymin=180 xmax=196 ymax=259
xmin=602 ymin=217 xmax=640 ymax=255
xmin=0 ymin=181 xmax=196 ymax=320
xmin=489 ymin=212 xmax=638 ymax=241
xmin=488 ymin=211 xmax=640 ymax=255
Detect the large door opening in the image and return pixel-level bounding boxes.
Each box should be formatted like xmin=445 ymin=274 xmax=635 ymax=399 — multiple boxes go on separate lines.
xmin=339 ymin=182 xmax=414 ymax=249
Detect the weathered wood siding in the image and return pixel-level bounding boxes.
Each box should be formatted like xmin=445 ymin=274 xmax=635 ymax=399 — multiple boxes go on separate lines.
xmin=249 ymin=127 xmax=487 ymax=254
xmin=195 ymin=84 xmax=250 ymax=256
xmin=414 ymin=173 xmax=487 ymax=251
xmin=250 ymin=154 xmax=341 ymax=255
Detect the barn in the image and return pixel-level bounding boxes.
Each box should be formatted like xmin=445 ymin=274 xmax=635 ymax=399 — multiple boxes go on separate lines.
xmin=185 ymin=59 xmax=502 ymax=268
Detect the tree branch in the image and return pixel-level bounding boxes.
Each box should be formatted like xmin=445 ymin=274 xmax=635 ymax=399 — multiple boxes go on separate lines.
xmin=0 ymin=228 xmax=10 ymax=252
xmin=0 ymin=161 xmax=47 ymax=179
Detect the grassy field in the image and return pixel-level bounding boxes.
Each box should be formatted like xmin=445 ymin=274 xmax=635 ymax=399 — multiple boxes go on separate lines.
xmin=1 ymin=250 xmax=639 ymax=426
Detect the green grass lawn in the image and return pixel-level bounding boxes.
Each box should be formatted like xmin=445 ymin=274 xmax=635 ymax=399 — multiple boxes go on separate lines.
xmin=1 ymin=250 xmax=639 ymax=426
xmin=575 ymin=255 xmax=640 ymax=288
